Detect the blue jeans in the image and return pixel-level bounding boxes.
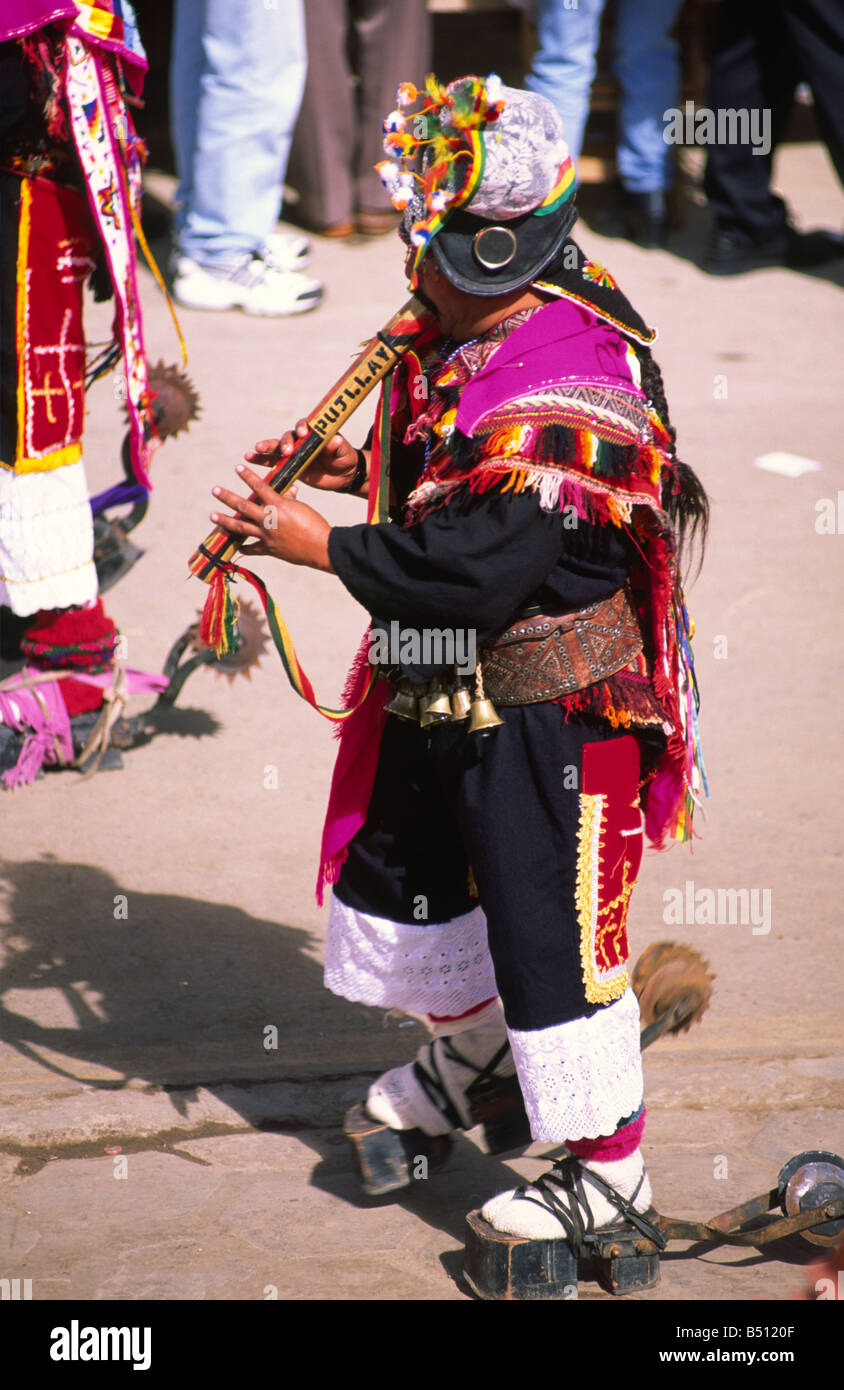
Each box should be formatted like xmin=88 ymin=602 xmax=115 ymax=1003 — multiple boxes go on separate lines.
xmin=525 ymin=0 xmax=683 ymax=192
xmin=170 ymin=0 xmax=306 ymax=265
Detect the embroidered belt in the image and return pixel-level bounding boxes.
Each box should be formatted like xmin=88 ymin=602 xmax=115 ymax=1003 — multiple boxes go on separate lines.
xmin=481 ymin=587 xmax=643 ymax=706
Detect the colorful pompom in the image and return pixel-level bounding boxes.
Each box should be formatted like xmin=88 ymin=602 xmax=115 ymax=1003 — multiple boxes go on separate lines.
xmin=485 ymin=73 xmax=503 ymax=106
xmin=379 ymin=73 xmax=510 ymax=274
xmin=375 ymin=159 xmax=400 ymax=191
xmin=391 ymin=173 xmax=415 ymax=210
xmin=396 ymin=82 xmax=418 ymax=108
xmin=383 ymin=134 xmax=416 ymax=164
xmin=383 ymin=109 xmax=405 ymax=134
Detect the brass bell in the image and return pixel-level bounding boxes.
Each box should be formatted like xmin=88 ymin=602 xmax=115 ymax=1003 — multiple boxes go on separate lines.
xmin=467 ymin=697 xmax=504 ymax=735
xmin=450 ymin=686 xmax=472 ymax=721
xmin=467 ymin=658 xmax=503 ymax=736
xmin=419 ymin=683 xmax=453 ymax=727
xmin=385 ymin=684 xmax=419 ymax=722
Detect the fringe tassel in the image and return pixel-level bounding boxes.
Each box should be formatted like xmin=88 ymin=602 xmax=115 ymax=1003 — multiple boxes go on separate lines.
xmin=198 ymin=569 xmax=239 ymax=658
xmin=672 ymin=584 xmax=708 ymax=841
xmin=410 ymin=461 xmax=643 ymax=529
xmin=449 ymin=421 xmax=641 ymax=480
xmin=556 ymin=666 xmax=663 ymax=731
xmin=334 ymin=633 xmax=377 ymax=741
xmin=21 ymin=33 xmax=68 ymax=140
xmin=316 ymin=850 xmax=349 ymax=906
xmin=85 ymin=341 xmax=123 ymax=390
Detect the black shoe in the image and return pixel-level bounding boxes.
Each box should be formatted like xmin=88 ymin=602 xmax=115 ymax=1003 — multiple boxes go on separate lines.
xmin=620 ymin=189 xmax=669 ymax=249
xmin=594 ymin=185 xmax=668 ymax=249
xmin=704 ymin=224 xmax=844 ymax=275
xmin=785 ymin=227 xmax=844 ymax=269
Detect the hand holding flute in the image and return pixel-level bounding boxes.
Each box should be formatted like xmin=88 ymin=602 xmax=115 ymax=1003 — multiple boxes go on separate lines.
xmin=209 ymin=420 xmax=370 ymax=572
xmin=245 ymin=422 xmax=369 ymax=495
xmin=189 ymin=294 xmax=432 ymax=585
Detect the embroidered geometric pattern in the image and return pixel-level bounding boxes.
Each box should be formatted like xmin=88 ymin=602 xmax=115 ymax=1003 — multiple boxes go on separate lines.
xmin=582 ymin=257 xmax=618 ymax=289
xmin=482 ymin=589 xmax=643 ymax=706
xmin=483 ymin=383 xmax=654 ymax=442
xmin=64 ymin=36 xmax=157 ymax=488
xmin=576 ymin=793 xmax=630 ymax=1003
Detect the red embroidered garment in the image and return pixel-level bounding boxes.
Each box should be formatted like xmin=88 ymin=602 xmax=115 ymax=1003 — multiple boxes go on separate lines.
xmin=13 ymin=177 xmax=96 ymax=470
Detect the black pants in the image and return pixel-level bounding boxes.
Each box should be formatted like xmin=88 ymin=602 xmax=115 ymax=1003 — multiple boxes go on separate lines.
xmin=704 ymin=0 xmax=844 ymax=238
xmin=326 ymin=705 xmax=649 ymax=1141
xmin=334 ymin=706 xmax=643 ymax=1032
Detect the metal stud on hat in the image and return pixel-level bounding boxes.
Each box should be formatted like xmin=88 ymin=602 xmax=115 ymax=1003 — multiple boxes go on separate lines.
xmin=473 ymin=226 xmax=518 ymax=271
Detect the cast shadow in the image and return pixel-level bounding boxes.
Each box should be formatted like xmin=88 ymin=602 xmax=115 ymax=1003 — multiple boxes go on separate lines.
xmin=0 ymin=854 xmax=400 ymax=1114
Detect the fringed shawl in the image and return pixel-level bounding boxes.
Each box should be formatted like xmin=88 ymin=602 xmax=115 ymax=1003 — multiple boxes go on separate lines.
xmin=400 ymin=296 xmax=706 ymax=845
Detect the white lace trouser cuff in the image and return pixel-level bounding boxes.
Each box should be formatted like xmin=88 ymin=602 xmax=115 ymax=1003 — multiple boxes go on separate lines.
xmin=508 ymin=989 xmax=644 ymax=1144
xmin=0 ymin=461 xmax=98 ymax=616
xmin=323 ymin=895 xmax=497 ymax=1017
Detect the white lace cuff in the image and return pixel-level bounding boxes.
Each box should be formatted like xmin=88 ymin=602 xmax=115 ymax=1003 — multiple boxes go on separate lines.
xmin=0 ymin=461 xmax=97 ymax=616
xmin=323 ymin=896 xmax=497 ymax=1016
xmin=508 ymin=988 xmax=644 ymax=1143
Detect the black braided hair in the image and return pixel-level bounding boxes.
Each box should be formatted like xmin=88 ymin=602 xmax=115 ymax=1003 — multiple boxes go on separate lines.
xmin=633 ymin=344 xmax=709 ymax=576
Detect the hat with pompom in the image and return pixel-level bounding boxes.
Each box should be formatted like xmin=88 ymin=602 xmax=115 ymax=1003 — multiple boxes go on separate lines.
xmin=376 ymin=73 xmax=577 ymax=296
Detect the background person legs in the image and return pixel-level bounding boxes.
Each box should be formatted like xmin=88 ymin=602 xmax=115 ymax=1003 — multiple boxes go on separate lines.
xmin=288 ymin=0 xmax=431 ymax=236
xmin=703 ymin=0 xmax=844 ymax=272
xmin=524 ymin=0 xmax=606 ymax=178
xmin=354 ymin=0 xmax=431 ymax=229
xmin=703 ymin=0 xmax=797 ymax=247
xmin=613 ymin=0 xmax=684 ymax=197
xmin=170 ymin=0 xmax=320 ymax=312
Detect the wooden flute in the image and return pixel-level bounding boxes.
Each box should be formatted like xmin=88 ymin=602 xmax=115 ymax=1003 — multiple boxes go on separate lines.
xmin=187 ymin=295 xmax=434 ymax=583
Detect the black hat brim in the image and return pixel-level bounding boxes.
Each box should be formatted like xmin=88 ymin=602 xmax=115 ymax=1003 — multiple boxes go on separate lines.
xmin=431 ymin=201 xmax=578 ymax=296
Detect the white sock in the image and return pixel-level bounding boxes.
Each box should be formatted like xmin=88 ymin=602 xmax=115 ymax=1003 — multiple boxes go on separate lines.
xmin=366 ymin=1000 xmax=513 ymax=1135
xmin=481 ymin=1150 xmax=652 ymax=1240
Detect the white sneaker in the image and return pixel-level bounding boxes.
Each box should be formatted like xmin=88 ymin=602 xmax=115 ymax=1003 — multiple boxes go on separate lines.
xmin=172 ymin=252 xmax=322 ymax=316
xmin=263 ymin=230 xmax=310 ymax=271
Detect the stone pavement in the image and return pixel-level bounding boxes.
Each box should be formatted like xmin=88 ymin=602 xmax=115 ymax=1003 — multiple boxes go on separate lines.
xmin=1 ymin=145 xmax=842 ymax=1304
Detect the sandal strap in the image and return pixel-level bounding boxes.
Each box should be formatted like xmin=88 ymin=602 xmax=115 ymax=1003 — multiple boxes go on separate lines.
xmin=413 ymin=1038 xmax=512 ymax=1131
xmin=412 ymin=1052 xmax=464 ymax=1130
xmin=518 ymin=1159 xmax=595 ymax=1249
xmin=515 ymin=1156 xmax=666 ymax=1255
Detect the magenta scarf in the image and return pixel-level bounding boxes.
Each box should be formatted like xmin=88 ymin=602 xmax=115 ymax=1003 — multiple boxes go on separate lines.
xmin=316 ymin=636 xmax=389 ymax=905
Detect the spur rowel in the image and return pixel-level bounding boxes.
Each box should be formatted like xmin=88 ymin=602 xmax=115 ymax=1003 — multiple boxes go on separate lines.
xmin=633 ymin=941 xmax=714 ymax=1049
xmin=777 ymin=1151 xmax=844 ymax=1247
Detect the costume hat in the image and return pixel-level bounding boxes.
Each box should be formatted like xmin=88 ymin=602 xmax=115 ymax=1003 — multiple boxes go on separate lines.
xmin=377 ymin=74 xmax=577 ymax=295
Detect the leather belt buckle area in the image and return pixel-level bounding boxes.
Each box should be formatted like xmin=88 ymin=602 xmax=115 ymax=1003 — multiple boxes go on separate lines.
xmin=480 ymin=588 xmax=643 ymax=706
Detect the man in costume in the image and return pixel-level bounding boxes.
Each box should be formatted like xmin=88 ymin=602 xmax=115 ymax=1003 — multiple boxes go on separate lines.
xmin=210 ymin=76 xmax=707 ymax=1281
xmin=0 ymin=2 xmax=175 ymax=783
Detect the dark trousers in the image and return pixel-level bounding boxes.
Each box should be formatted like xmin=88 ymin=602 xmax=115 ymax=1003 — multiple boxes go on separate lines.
xmin=287 ymin=0 xmax=431 ymax=227
xmin=704 ymin=0 xmax=844 ymax=238
xmin=335 ymin=706 xmax=643 ymax=1033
